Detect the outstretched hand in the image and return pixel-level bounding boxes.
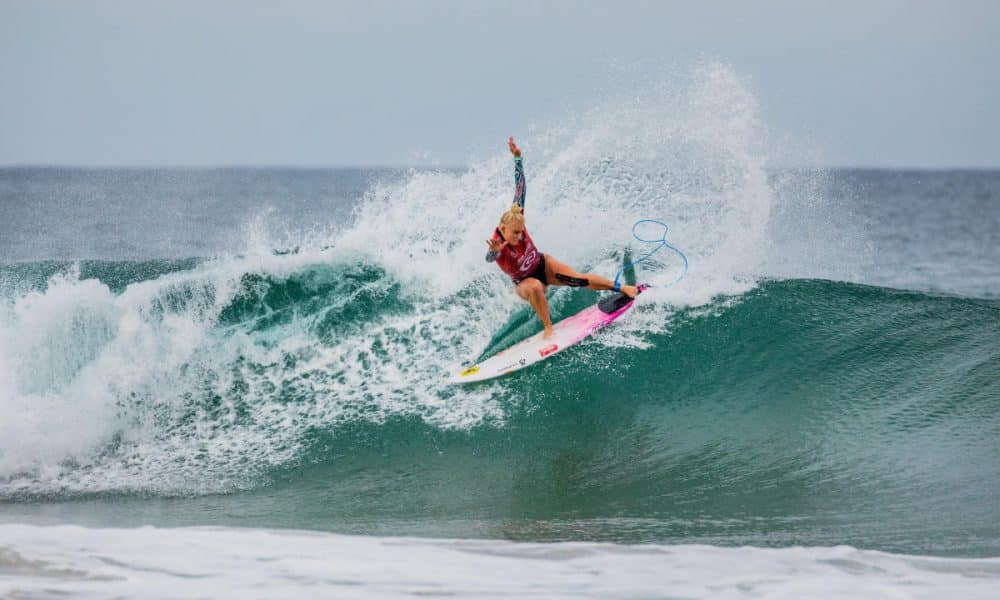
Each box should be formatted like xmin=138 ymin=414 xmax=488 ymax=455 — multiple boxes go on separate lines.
xmin=508 ymin=136 xmax=521 ymax=157
xmin=487 ymin=237 xmax=506 ymax=253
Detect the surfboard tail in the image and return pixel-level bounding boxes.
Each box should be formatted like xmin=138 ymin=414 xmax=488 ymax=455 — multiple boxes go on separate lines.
xmin=597 ymin=282 xmax=645 ymax=315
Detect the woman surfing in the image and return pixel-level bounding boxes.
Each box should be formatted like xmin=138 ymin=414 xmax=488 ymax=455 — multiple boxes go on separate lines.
xmin=486 ymin=137 xmax=638 ymax=340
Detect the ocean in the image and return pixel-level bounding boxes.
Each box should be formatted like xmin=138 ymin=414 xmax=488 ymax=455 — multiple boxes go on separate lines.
xmin=2 ymin=69 xmax=999 ymax=597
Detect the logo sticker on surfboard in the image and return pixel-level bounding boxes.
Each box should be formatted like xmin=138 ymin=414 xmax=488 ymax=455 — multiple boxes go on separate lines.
xmin=539 ymin=344 xmax=558 ymax=357
xmin=459 ymin=365 xmax=480 ymax=377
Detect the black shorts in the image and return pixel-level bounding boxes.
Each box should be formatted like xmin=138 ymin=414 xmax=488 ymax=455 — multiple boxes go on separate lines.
xmin=514 ymin=254 xmax=547 ymax=286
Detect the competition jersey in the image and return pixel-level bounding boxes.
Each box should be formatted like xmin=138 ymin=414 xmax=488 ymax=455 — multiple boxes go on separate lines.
xmin=491 ymin=227 xmax=542 ymax=282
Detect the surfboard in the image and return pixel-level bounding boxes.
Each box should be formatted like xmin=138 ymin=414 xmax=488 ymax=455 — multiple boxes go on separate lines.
xmin=449 ymin=284 xmax=646 ymax=384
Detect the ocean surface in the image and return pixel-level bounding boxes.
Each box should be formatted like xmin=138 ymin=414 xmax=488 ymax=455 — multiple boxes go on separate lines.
xmin=2 ymin=69 xmax=999 ymax=597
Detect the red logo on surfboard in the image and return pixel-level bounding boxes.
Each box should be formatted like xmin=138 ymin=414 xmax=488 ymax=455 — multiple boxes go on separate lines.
xmin=539 ymin=344 xmax=558 ymax=357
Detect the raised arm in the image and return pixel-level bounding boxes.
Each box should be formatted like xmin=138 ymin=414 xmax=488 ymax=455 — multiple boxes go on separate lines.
xmin=509 ymin=137 xmax=525 ymax=210
xmin=486 ymin=138 xmax=524 ymax=263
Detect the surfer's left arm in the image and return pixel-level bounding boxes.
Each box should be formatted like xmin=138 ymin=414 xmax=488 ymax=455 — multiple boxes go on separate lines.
xmin=509 ymin=137 xmax=525 ymax=210
xmin=484 ymin=137 xmax=522 ymax=263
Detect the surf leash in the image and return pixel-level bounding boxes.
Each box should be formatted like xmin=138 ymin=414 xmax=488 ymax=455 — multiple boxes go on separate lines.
xmin=613 ymin=219 xmax=688 ymax=289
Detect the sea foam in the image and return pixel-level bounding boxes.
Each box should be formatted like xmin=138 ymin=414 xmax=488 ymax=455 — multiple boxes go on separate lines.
xmin=0 ymin=524 xmax=997 ymax=599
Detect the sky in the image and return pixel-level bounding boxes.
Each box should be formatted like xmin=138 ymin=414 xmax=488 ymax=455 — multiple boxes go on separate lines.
xmin=1 ymin=0 xmax=998 ymax=168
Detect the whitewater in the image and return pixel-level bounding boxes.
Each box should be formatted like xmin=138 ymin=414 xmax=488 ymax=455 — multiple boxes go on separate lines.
xmin=2 ymin=63 xmax=999 ymax=597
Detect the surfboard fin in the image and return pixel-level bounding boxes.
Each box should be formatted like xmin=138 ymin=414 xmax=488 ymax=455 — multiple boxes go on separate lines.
xmin=621 ymin=248 xmax=637 ymax=286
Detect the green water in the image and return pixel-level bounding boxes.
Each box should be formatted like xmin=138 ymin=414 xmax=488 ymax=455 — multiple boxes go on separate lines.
xmin=3 ymin=266 xmax=998 ymax=557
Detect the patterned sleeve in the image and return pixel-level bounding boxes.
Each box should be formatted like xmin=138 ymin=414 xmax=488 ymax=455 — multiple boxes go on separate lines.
xmin=512 ymin=156 xmax=525 ymax=210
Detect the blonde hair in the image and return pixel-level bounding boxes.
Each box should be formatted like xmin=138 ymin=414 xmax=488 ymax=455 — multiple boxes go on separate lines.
xmin=499 ymin=203 xmax=525 ymax=228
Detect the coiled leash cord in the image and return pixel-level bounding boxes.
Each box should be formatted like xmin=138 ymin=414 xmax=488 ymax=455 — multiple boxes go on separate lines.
xmin=613 ymin=219 xmax=688 ymax=291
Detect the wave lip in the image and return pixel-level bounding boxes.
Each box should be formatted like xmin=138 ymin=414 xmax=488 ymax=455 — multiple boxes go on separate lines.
xmin=1 ymin=524 xmax=999 ymax=599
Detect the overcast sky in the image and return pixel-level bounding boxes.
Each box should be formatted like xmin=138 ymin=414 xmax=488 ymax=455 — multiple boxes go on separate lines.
xmin=1 ymin=0 xmax=997 ymax=168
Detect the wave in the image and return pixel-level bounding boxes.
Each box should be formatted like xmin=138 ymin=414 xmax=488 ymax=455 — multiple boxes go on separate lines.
xmin=2 ymin=260 xmax=998 ymax=538
xmin=1 ymin=62 xmax=996 ymax=554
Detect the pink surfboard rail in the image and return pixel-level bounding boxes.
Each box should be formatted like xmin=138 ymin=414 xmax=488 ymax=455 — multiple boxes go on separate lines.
xmin=449 ymin=285 xmax=646 ymax=384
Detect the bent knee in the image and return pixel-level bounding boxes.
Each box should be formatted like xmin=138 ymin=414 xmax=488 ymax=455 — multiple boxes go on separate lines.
xmin=518 ymin=279 xmax=545 ymax=297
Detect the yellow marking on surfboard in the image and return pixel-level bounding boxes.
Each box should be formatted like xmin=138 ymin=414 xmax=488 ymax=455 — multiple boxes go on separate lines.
xmin=460 ymin=365 xmax=480 ymax=377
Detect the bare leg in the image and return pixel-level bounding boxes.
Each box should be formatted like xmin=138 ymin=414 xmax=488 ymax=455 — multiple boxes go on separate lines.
xmin=515 ymin=277 xmax=554 ymax=339
xmin=544 ymin=254 xmax=637 ymax=298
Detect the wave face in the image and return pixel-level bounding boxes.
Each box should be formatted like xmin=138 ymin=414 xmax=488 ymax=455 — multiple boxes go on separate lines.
xmin=2 ymin=268 xmax=997 ymax=554
xmin=1 ymin=63 xmax=998 ymax=556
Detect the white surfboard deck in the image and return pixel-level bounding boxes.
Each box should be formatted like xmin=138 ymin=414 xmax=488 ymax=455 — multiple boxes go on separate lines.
xmin=449 ymin=286 xmax=644 ymax=384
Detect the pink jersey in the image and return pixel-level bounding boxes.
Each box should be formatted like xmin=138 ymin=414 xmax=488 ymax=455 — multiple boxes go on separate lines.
xmin=492 ymin=227 xmax=542 ymax=281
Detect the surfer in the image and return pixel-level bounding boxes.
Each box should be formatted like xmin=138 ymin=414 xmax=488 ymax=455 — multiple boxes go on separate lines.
xmin=486 ymin=137 xmax=638 ymax=340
